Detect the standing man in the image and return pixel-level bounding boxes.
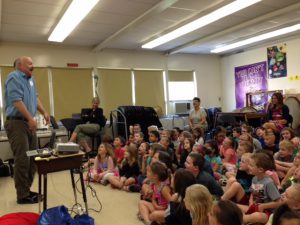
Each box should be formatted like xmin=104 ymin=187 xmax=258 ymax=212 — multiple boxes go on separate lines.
xmin=4 ymin=56 xmax=50 ymax=204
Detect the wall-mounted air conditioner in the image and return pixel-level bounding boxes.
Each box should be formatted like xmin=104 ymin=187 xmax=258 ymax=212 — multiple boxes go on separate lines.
xmin=174 ymin=102 xmax=191 ymax=115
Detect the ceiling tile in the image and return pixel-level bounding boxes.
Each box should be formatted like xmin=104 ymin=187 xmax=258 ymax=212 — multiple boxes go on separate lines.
xmin=2 ymin=0 xmax=68 ymax=17
xmin=85 ymin=10 xmax=136 ymax=26
xmin=172 ymin=0 xmax=229 ymax=11
xmin=94 ymin=0 xmax=160 ymax=16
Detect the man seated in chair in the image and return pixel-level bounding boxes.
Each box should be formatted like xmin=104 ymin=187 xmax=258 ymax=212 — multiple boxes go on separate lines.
xmin=69 ymin=97 xmax=106 ymax=152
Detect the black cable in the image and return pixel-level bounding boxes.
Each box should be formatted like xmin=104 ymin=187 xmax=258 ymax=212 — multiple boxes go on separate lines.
xmin=74 ymin=152 xmax=103 ymax=214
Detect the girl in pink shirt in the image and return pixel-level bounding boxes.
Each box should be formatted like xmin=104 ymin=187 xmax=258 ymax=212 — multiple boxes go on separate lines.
xmin=88 ymin=143 xmax=116 ymax=184
xmin=138 ymin=161 xmax=172 ymax=225
xmin=220 ymin=137 xmax=237 ymax=172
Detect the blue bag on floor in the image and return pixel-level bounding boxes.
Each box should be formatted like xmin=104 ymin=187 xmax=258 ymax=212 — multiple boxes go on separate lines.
xmin=38 ymin=205 xmax=72 ymax=225
xmin=73 ymin=214 xmax=94 ymax=225
xmin=38 ymin=205 xmax=94 ymax=225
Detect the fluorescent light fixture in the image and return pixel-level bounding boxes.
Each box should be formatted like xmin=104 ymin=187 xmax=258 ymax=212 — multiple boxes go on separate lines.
xmin=211 ymin=23 xmax=300 ymax=53
xmin=142 ymin=0 xmax=261 ymax=49
xmin=48 ymin=0 xmax=99 ymax=42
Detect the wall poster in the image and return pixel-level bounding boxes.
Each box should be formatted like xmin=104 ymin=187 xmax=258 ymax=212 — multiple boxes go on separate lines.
xmin=267 ymin=43 xmax=287 ymax=78
xmin=235 ymin=61 xmax=268 ymax=110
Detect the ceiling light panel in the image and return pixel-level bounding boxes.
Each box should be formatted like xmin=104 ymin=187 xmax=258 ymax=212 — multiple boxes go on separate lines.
xmin=211 ymin=23 xmax=300 ymax=53
xmin=48 ymin=0 xmax=99 ymax=42
xmin=142 ymin=0 xmax=262 ymax=49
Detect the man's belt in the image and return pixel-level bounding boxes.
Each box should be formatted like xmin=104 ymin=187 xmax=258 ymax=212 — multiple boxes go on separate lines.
xmin=6 ymin=116 xmax=28 ymax=122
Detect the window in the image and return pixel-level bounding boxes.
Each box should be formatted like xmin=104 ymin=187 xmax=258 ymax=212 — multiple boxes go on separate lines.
xmin=168 ymin=82 xmax=195 ymax=101
xmin=168 ymin=70 xmax=195 ymax=101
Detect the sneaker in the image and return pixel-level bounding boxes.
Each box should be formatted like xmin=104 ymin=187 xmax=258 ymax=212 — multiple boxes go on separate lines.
xmin=17 ymin=195 xmax=38 ymax=204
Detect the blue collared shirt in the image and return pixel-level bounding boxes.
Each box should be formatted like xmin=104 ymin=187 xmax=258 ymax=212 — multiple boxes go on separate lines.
xmin=5 ymin=69 xmax=37 ymax=117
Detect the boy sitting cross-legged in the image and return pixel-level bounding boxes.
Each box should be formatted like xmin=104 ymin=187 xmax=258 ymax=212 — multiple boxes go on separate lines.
xmin=238 ymin=152 xmax=282 ymax=224
xmin=222 ymin=153 xmax=253 ymax=205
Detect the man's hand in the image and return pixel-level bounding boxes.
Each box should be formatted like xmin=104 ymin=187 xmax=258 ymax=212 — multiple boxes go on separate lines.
xmin=28 ymin=118 xmax=37 ymax=131
xmin=43 ymin=112 xmax=50 ymax=125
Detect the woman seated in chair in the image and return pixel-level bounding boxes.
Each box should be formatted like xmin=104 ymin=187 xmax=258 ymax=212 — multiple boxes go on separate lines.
xmin=69 ymin=97 xmax=106 ymax=152
xmin=263 ymin=92 xmax=290 ymax=133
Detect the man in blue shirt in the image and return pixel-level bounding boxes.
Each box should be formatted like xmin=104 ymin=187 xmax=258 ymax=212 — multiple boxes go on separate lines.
xmin=4 ymin=56 xmax=50 ymax=204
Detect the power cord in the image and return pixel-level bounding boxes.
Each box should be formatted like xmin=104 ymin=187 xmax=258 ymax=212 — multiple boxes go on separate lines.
xmin=73 ymin=153 xmax=103 ymax=214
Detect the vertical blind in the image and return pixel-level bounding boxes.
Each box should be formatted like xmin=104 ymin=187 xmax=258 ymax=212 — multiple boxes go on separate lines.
xmin=98 ymin=69 xmax=132 ymax=117
xmin=134 ymin=70 xmax=165 ymax=115
xmin=52 ymin=68 xmax=93 ymax=120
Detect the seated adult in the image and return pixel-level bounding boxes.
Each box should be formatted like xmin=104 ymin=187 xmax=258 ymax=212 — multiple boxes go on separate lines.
xmin=69 ymin=97 xmax=106 ymax=152
xmin=264 ymin=92 xmax=290 ymax=133
xmin=189 ymin=97 xmax=208 ymax=131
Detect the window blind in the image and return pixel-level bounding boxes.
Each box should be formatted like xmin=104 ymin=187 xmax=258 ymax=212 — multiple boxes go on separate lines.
xmin=52 ymin=68 xmax=93 ymax=120
xmin=134 ymin=70 xmax=165 ymax=115
xmin=98 ymin=69 xmax=132 ymax=117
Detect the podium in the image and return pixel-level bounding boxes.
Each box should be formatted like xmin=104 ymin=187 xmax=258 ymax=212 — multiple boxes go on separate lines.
xmin=214 ymin=112 xmax=267 ymax=128
xmin=34 ymin=151 xmax=88 ymax=213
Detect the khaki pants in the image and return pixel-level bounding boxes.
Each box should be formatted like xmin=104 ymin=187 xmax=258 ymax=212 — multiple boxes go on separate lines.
xmin=5 ymin=120 xmax=37 ymax=200
xmin=74 ymin=123 xmax=100 ymax=140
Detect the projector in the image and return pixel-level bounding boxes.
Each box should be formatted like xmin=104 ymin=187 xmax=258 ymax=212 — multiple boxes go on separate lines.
xmin=56 ymin=142 xmax=80 ymax=154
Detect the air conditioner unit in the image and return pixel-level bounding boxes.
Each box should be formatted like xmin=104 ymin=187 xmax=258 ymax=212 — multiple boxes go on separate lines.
xmin=174 ymin=102 xmax=191 ymax=115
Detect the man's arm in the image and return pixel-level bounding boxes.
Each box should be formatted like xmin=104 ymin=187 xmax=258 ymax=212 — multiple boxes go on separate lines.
xmin=13 ymin=100 xmax=37 ymax=131
xmin=37 ymin=97 xmax=50 ymax=125
xmin=188 ymin=115 xmax=193 ymax=129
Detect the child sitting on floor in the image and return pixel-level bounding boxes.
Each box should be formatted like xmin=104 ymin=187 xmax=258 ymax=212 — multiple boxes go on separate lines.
xmin=222 ymin=153 xmax=253 ymax=205
xmin=87 ymin=143 xmax=116 ymax=184
xmin=238 ymin=152 xmax=281 ymax=224
xmin=263 ymin=132 xmax=278 ymax=155
xmin=220 ymin=137 xmax=237 ymax=173
xmin=113 ymin=136 xmax=126 ymax=167
xmin=275 ymin=140 xmax=295 ymax=179
xmin=108 ymin=144 xmax=140 ymax=190
xmin=204 ymin=140 xmax=222 ymax=180
xmin=138 ymin=161 xmax=172 ymax=225
xmin=281 ymin=166 xmax=300 ymax=192
xmin=281 ymin=151 xmax=300 ymax=189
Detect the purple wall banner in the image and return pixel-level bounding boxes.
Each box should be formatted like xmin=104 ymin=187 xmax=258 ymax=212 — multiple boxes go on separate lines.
xmin=235 ymin=61 xmax=268 ymax=109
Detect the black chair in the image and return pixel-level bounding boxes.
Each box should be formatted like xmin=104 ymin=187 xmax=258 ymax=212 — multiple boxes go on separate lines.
xmin=287 ymin=114 xmax=293 ymax=127
xmin=60 ymin=118 xmax=79 ymax=139
xmin=88 ymin=131 xmax=102 ymax=151
xmin=50 ymin=116 xmax=59 ymax=129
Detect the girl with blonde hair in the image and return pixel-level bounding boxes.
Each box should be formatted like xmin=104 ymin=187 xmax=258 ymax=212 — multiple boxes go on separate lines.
xmin=184 ymin=184 xmax=213 ymax=225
